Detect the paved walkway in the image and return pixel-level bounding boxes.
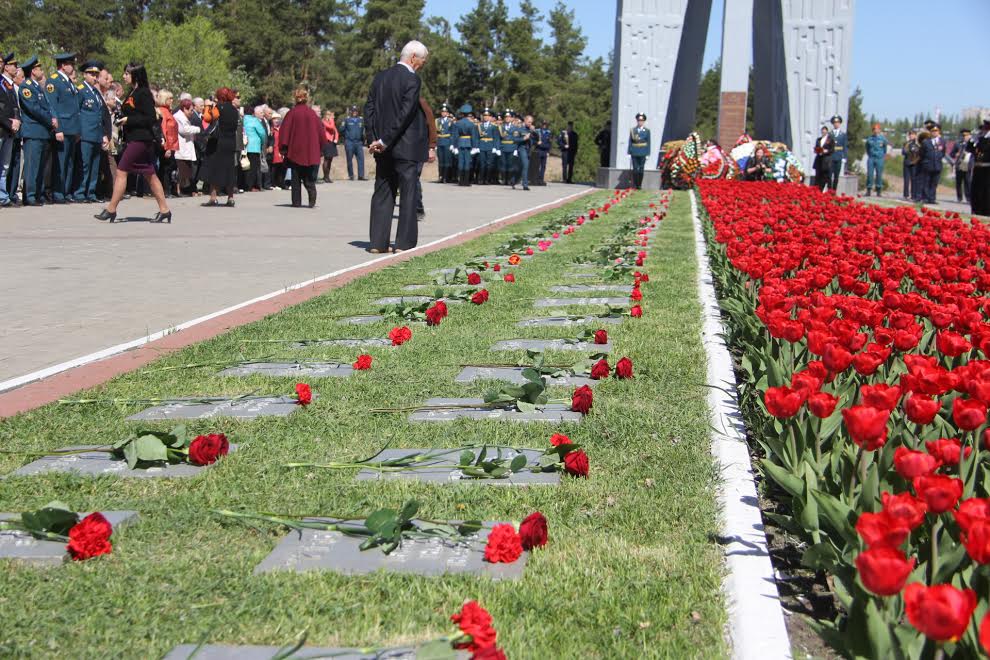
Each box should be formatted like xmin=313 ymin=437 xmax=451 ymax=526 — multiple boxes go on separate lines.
xmin=859 ymin=194 xmax=986 ymax=218
xmin=0 ymin=180 xmax=589 ymax=385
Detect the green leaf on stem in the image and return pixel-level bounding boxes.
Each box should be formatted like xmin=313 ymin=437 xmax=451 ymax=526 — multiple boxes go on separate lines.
xmin=509 ymin=454 xmax=528 ymax=472
xmin=21 ymin=504 xmax=79 ymax=536
xmin=364 ymin=509 xmax=396 ymax=534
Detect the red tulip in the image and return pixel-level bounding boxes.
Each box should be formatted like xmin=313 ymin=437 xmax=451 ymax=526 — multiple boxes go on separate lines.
xmin=764 ymin=386 xmax=805 ymax=419
xmin=904 ymin=583 xmax=977 ymax=642
xmin=881 ymin=491 xmax=927 ymax=530
xmin=913 ymin=474 xmax=964 ymax=514
xmin=952 ymin=397 xmax=987 ymax=430
xmin=954 ymin=497 xmax=990 ymax=533
xmin=981 ymin=612 xmax=990 ymax=656
xmin=855 ymin=547 xmax=915 ymax=596
xmin=855 ymin=511 xmax=911 ymax=548
xmin=841 ymin=405 xmax=890 ymax=450
xmin=860 ymin=384 xmax=902 ymax=410
xmin=924 ymin=438 xmax=971 ymax=466
xmin=904 ymin=394 xmax=941 ymax=425
xmin=807 ymin=392 xmax=838 ymax=418
xmin=962 ymin=520 xmax=990 ymax=563
xmin=893 ymin=447 xmax=940 ymax=480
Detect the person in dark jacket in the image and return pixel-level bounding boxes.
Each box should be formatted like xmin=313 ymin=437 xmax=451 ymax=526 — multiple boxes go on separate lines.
xmin=0 ymin=52 xmax=21 ymax=207
xmin=812 ymin=125 xmax=834 ymax=191
xmin=919 ymin=124 xmax=946 ymax=204
xmin=94 ymin=63 xmax=171 ymax=223
xmin=277 ymin=88 xmax=327 ymax=208
xmin=200 ymin=87 xmax=239 ymax=207
xmin=902 ymin=130 xmax=920 ymax=200
xmin=594 ymin=120 xmax=611 ymax=169
xmin=968 ymin=119 xmax=990 ymax=216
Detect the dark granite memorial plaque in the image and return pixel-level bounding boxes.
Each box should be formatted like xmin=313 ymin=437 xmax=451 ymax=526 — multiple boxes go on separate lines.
xmin=219 ymin=362 xmax=353 ymax=378
xmin=0 ymin=511 xmax=138 ymax=566
xmin=254 ymin=520 xmax=527 ymax=580
xmin=354 ymin=447 xmax=559 ymax=485
xmin=490 ymin=339 xmax=610 ymax=352
xmin=126 ymin=396 xmax=303 ymax=421
xmin=409 ymin=398 xmax=580 ymax=423
xmin=8 ymin=445 xmax=239 ymax=479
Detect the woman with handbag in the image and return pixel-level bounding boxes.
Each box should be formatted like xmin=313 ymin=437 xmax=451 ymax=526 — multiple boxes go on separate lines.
xmin=200 ymin=87 xmax=239 ymax=207
xmin=93 ymin=63 xmax=172 ymax=223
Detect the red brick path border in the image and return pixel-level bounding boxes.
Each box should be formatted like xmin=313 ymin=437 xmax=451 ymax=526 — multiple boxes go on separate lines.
xmin=0 ymin=189 xmax=594 ymax=419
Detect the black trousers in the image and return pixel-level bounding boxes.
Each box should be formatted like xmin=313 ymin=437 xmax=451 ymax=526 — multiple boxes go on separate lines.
xmin=829 ymin=163 xmax=842 ymax=191
xmin=815 ymin=162 xmax=831 ymax=191
xmin=561 ymin=151 xmax=575 ymax=182
xmin=972 ymin=167 xmax=990 ymax=216
xmin=599 ymin=150 xmax=609 ymax=168
xmin=922 ymin=168 xmax=940 ymax=204
xmin=903 ymin=163 xmax=915 ymax=198
xmin=287 ymin=161 xmax=317 ymax=207
xmin=246 ymin=152 xmax=262 ymax=190
xmin=370 ymin=154 xmax=418 ymax=251
xmin=956 ymin=169 xmax=971 ymax=202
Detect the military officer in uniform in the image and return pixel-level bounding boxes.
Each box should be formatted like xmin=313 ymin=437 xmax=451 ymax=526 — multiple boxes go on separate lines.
xmin=864 ymin=123 xmax=889 ymax=197
xmin=628 ymin=113 xmax=650 ymax=189
xmin=969 ymin=118 xmax=990 ymax=216
xmin=342 ymin=105 xmax=366 ymax=181
xmin=0 ymin=52 xmax=21 ymax=207
xmin=48 ymin=52 xmax=81 ymax=202
xmin=919 ymin=123 xmax=946 ymax=205
xmin=498 ymin=112 xmax=516 ymax=186
xmin=476 ymin=108 xmax=498 ymax=185
xmin=829 ymin=115 xmax=847 ymax=191
xmin=450 ymin=103 xmax=479 ymax=187
xmin=535 ymin=120 xmax=551 ymax=186
xmin=435 ymin=103 xmax=453 ymax=183
xmin=18 ymin=56 xmax=57 ymax=206
xmin=75 ymin=61 xmax=108 ymax=203
xmin=511 ymin=114 xmax=535 ymax=191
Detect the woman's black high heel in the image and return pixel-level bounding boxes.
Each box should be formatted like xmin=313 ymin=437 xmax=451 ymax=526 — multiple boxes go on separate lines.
xmin=152 ymin=211 xmax=172 ymax=224
xmin=94 ymin=209 xmax=117 ymax=223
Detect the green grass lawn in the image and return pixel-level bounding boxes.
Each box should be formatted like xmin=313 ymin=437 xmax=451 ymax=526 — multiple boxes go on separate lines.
xmin=0 ymin=190 xmax=726 ymax=659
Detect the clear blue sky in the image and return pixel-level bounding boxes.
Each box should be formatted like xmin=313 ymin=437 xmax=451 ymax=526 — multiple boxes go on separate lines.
xmin=423 ymin=0 xmax=988 ymax=120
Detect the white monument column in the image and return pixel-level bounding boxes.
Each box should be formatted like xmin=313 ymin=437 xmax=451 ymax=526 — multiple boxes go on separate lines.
xmin=608 ymin=0 xmax=690 ymax=180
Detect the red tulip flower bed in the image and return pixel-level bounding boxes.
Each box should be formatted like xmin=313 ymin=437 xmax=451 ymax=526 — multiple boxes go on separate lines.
xmin=698 ymin=179 xmax=990 ymax=657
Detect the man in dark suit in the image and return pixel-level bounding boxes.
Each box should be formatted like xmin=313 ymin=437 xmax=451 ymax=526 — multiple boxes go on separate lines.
xmin=0 ymin=52 xmax=22 ymax=207
xmin=564 ymin=121 xmax=578 ymax=183
xmin=919 ymin=124 xmax=946 ymax=204
xmin=364 ymin=40 xmax=431 ymax=254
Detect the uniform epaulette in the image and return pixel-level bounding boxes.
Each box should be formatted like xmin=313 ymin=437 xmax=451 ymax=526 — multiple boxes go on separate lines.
xmin=50 ymin=73 xmax=58 ymax=79
xmin=76 ymin=83 xmax=84 ymax=90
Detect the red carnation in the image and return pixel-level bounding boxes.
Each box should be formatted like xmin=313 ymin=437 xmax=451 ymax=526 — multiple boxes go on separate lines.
xmin=295 ymin=382 xmax=312 ymax=406
xmin=467 ymin=272 xmax=482 ymax=285
xmin=503 ymin=274 xmax=515 ymax=283
xmin=188 ymin=433 xmax=229 ymax=466
xmin=904 ymin=583 xmax=977 ymax=642
xmin=493 ymin=264 xmax=502 ymax=272
xmin=451 ymin=601 xmax=498 ymax=652
xmin=913 ymin=474 xmax=964 ymax=513
xmin=471 ymin=290 xmax=490 ymax=305
xmin=855 ymin=547 xmax=915 ymax=596
xmin=353 ymin=354 xmax=373 ymax=370
xmin=550 ymin=433 xmax=572 ymax=447
xmin=893 ymin=447 xmax=939 ymax=480
xmin=630 ymin=288 xmax=643 ymax=301
xmin=614 ymin=357 xmax=634 ymax=379
xmin=483 ymin=523 xmax=523 ymax=563
xmin=952 ymin=397 xmax=987 ymax=431
xmin=425 ymin=304 xmax=445 ymax=326
xmin=590 ymin=358 xmax=610 ymax=380
xmin=593 ymin=329 xmax=608 ymax=344
xmin=519 ymin=511 xmax=548 ymax=550
xmin=571 ymin=385 xmax=593 ymax=413
xmin=66 ymin=512 xmax=113 ymax=561
xmin=563 ymin=449 xmax=589 ymax=477
xmin=388 ymin=326 xmax=412 ymax=346
xmin=630 ymin=305 xmax=643 ymax=318
xmin=842 ymin=405 xmax=890 ymax=450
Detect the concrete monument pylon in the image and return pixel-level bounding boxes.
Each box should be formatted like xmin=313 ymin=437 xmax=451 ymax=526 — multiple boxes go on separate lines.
xmin=599 ymin=0 xmax=855 ymax=188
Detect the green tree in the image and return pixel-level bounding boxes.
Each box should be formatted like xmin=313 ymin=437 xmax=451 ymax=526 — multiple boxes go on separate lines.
xmin=455 ymin=0 xmax=509 ymax=106
xmin=104 ymin=17 xmax=252 ymax=98
xmin=847 ymin=86 xmax=867 ymax=166
xmin=501 ymin=0 xmax=546 ymax=114
xmin=545 ymin=1 xmax=586 ymax=81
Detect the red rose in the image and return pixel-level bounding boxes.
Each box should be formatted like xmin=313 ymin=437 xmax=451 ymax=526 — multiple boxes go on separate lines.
xmin=353 ymin=354 xmax=373 ymax=370
xmin=855 ymin=547 xmax=915 ymax=596
xmin=519 ymin=511 xmax=548 ymax=550
xmin=924 ymin=438 xmax=970 ymax=466
xmin=629 ymin=305 xmax=643 ymax=318
xmin=550 ymin=433 xmax=572 ymax=447
xmin=467 ymin=272 xmax=482 ymax=285
xmin=881 ymin=491 xmax=927 ymax=530
xmin=66 ymin=512 xmax=113 ymax=561
xmin=388 ymin=326 xmax=412 ymax=346
xmin=764 ymin=386 xmax=805 ymax=419
xmin=904 ymin=394 xmax=941 ymax=425
xmin=188 ymin=433 xmax=229 ymax=466
xmin=841 ymin=405 xmax=890 ymax=450
xmin=483 ymin=523 xmax=523 ymax=563
xmin=952 ymin=397 xmax=987 ymax=431
xmin=855 ymin=511 xmax=911 ymax=548
xmin=904 ymin=583 xmax=977 ymax=642
xmin=630 ymin=288 xmax=643 ymax=301
xmin=614 ymin=357 xmax=634 ymax=379
xmin=503 ymin=274 xmax=515 ymax=283
xmin=426 ymin=303 xmax=446 ymax=326
xmin=913 ymin=474 xmax=963 ymax=513
xmin=893 ymin=447 xmax=939 ymax=480
xmin=563 ymin=449 xmax=589 ymax=477
xmin=963 ymin=520 xmax=990 ymax=563
xmin=451 ymin=601 xmax=497 ymax=652
xmin=471 ymin=290 xmax=490 ymax=305
xmin=807 ymin=392 xmax=838 ymax=418
xmin=593 ymin=329 xmax=608 ymax=344
xmin=434 ymin=301 xmax=449 ymax=317
xmin=295 ymin=382 xmax=312 ymax=406
xmin=571 ymin=385 xmax=593 ymax=413
xmin=590 ymin=358 xmax=610 ymax=380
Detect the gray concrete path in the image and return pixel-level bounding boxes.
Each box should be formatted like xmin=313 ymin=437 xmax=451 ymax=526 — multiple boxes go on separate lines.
xmin=0 ymin=180 xmax=589 ymax=383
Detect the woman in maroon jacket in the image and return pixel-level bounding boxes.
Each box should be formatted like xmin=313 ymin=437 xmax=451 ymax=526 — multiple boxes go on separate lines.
xmin=94 ymin=63 xmax=172 ymax=223
xmin=277 ymin=88 xmax=327 ymax=208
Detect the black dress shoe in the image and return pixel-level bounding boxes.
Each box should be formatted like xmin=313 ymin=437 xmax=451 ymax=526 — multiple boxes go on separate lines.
xmin=94 ymin=209 xmax=117 ymax=222
xmin=152 ymin=210 xmax=172 ymax=224
xmin=23 ymin=200 xmax=44 ymax=207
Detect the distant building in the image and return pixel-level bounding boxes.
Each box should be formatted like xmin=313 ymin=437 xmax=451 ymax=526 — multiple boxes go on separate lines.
xmin=962 ymin=106 xmax=990 ymax=122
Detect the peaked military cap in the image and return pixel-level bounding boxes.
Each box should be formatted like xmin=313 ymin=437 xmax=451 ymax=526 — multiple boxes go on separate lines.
xmin=21 ymin=56 xmax=39 ymax=72
xmin=459 ymin=103 xmax=472 ymax=115
xmin=830 ymin=115 xmax=843 ymax=123
xmin=54 ymin=52 xmax=76 ymax=64
xmin=440 ymin=103 xmax=449 ymax=111
xmin=2 ymin=52 xmax=15 ymax=65
xmin=636 ymin=112 xmax=646 ymax=121
xmin=349 ymin=105 xmax=359 ymax=112
xmin=81 ymin=60 xmax=101 ymax=74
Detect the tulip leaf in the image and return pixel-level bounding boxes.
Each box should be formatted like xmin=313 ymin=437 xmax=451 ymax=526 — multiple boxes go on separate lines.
xmin=759 ymin=459 xmax=804 ymax=499
xmin=801 ymin=542 xmax=839 ymax=571
xmin=864 ymin=599 xmax=894 ymax=660
xmin=810 ymin=489 xmax=858 ymax=546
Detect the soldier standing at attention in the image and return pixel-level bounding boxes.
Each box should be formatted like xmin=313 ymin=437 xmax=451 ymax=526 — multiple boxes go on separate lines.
xmin=450 ymin=103 xmax=479 ymax=187
xmin=48 ymin=53 xmax=81 ymax=202
xmin=342 ymin=105 xmax=366 ymax=181
xmin=902 ymin=129 xmax=920 ymax=200
xmin=595 ymin=120 xmax=612 ymax=168
xmin=919 ymin=123 xmax=946 ymax=205
xmin=499 ymin=112 xmax=516 ymax=186
xmin=829 ymin=115 xmax=847 ymax=191
xmin=968 ymin=118 xmax=990 ymax=216
xmin=511 ymin=114 xmax=534 ymax=191
xmin=535 ymin=120 xmax=551 ymax=186
xmin=435 ymin=103 xmax=452 ymax=183
xmin=0 ymin=52 xmax=21 ymax=207
xmin=477 ymin=108 xmax=497 ymax=185
xmin=75 ymin=61 xmax=108 ymax=203
xmin=864 ymin=123 xmax=889 ymax=197
xmin=628 ymin=113 xmax=650 ymax=189
xmin=18 ymin=56 xmax=57 ymax=206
